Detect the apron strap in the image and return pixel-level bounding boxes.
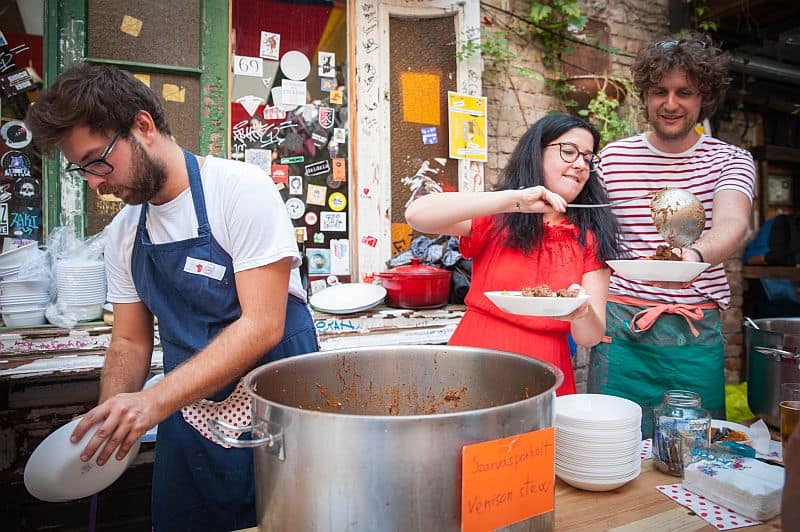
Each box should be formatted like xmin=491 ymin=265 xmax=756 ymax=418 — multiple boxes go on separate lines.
xmin=608 ymin=294 xmax=718 ymax=338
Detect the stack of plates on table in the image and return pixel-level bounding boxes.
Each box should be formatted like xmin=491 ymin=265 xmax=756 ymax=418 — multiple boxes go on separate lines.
xmin=309 ymin=283 xmax=386 ymax=314
xmin=56 ymin=259 xmax=106 ymax=321
xmin=0 ymin=276 xmax=51 ymax=327
xmin=0 ymin=242 xmax=40 ymax=281
xmin=555 ymin=393 xmax=643 ymax=491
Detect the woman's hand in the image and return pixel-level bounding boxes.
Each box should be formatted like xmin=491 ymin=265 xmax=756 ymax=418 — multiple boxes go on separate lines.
xmin=515 ymin=186 xmax=567 ymax=214
xmin=554 ymin=284 xmax=590 ymax=322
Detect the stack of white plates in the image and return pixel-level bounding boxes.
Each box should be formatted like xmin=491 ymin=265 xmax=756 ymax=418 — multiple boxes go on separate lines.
xmin=0 ymin=277 xmax=50 ymax=327
xmin=0 ymin=242 xmax=40 ymax=281
xmin=56 ymin=259 xmax=106 ymax=321
xmin=555 ymin=394 xmax=643 ymax=491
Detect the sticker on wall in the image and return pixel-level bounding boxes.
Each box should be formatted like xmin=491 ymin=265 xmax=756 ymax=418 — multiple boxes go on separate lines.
xmin=233 ymin=55 xmax=264 ymax=78
xmin=304 ymin=211 xmax=318 ymax=226
xmin=0 ymin=69 xmax=35 ymax=99
xmin=289 ymin=175 xmax=303 ymax=195
xmin=320 ymin=78 xmax=336 ymax=92
xmin=280 ymin=51 xmax=311 ymax=81
xmin=320 ymin=211 xmax=346 ymax=232
xmin=270 ymin=87 xmax=298 ymax=112
xmin=326 ymin=174 xmax=342 ymax=190
xmin=318 ymin=52 xmax=336 ymax=78
xmin=294 ymin=226 xmax=307 ymax=243
xmin=328 ymin=192 xmax=347 ymax=212
xmin=259 ymin=31 xmax=281 ymax=61
xmin=0 ymin=203 xmax=8 ymax=235
xmin=318 ymin=107 xmax=335 ymax=129
xmin=281 ymin=155 xmax=304 ymax=165
xmin=311 ymin=132 xmax=327 ymax=147
xmin=359 ymin=187 xmax=373 ymax=200
xmin=0 ymin=31 xmax=7 ymax=47
xmin=10 ymin=206 xmax=40 ymax=240
xmin=271 ymin=164 xmax=289 ymax=184
xmin=0 ymin=183 xmax=11 ymax=203
xmin=134 ymin=73 xmax=151 ymax=87
xmin=2 ymin=151 xmax=31 ymax=177
xmin=280 ymin=79 xmax=307 ymax=106
xmin=329 ymin=89 xmax=343 ymax=106
xmin=263 ymin=105 xmax=287 ymax=120
xmin=1 ymin=121 xmax=32 ymax=149
xmin=244 ymin=148 xmax=272 ymax=176
xmin=332 ymin=158 xmax=346 ymax=182
xmin=120 ymin=15 xmax=143 ymax=37
xmin=306 ymin=184 xmax=327 ymax=206
xmin=307 ymin=248 xmax=331 ymax=275
xmin=313 ymin=232 xmax=325 ymax=244
xmin=305 ymin=160 xmax=330 ymax=177
xmin=333 ymin=128 xmax=347 ymax=144
xmin=421 ymin=126 xmax=438 ymax=145
xmin=284 ymin=197 xmax=305 ymax=220
xmin=237 ymin=95 xmax=265 ymax=117
xmin=13 ymin=177 xmax=40 ymax=205
xmin=330 ymin=239 xmax=350 ymax=275
xmin=162 ymin=83 xmax=186 ymax=103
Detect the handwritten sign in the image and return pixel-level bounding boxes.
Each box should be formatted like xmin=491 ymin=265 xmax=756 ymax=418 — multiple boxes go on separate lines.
xmin=461 ymin=427 xmax=555 ymax=532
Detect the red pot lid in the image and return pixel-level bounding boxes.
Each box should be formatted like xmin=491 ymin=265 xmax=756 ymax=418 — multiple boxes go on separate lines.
xmin=380 ymin=257 xmax=451 ymax=278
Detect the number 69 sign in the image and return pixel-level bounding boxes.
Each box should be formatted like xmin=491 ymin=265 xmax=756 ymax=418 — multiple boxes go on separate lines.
xmin=233 ymin=55 xmax=263 ymax=78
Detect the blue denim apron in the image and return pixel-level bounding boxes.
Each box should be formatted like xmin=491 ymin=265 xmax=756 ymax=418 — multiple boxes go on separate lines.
xmin=131 ymin=151 xmax=318 ymax=531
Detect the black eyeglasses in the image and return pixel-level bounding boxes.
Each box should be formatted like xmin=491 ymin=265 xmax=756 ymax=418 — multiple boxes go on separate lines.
xmin=654 ymin=39 xmax=708 ymax=49
xmin=64 ymin=131 xmax=122 ymax=178
xmin=546 ymin=142 xmax=600 ymax=166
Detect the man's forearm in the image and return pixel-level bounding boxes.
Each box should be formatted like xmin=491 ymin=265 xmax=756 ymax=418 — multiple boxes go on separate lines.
xmin=99 ymin=341 xmax=153 ymax=403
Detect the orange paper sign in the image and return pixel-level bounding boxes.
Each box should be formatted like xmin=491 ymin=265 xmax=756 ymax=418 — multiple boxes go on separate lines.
xmin=461 ymin=427 xmax=555 ymax=532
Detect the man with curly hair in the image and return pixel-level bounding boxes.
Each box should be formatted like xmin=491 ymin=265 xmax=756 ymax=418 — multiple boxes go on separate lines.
xmin=588 ymin=35 xmax=756 ymax=429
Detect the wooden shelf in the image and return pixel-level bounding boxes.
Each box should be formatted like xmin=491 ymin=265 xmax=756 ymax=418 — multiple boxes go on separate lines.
xmin=751 ymin=144 xmax=800 ymax=163
xmin=742 ymin=265 xmax=800 ymax=280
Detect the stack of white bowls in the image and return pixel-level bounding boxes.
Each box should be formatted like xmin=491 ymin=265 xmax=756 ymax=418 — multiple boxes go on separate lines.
xmin=56 ymin=259 xmax=106 ymax=321
xmin=555 ymin=393 xmax=643 ymax=491
xmin=0 ymin=242 xmax=40 ymax=281
xmin=0 ymin=277 xmax=50 ymax=327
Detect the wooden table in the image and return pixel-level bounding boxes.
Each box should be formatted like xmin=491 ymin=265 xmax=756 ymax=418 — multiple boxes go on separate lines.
xmin=555 ymin=461 xmax=782 ymax=531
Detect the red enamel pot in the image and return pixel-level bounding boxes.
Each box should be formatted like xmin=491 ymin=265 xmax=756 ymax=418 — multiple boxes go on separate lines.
xmin=376 ymin=258 xmax=452 ymax=309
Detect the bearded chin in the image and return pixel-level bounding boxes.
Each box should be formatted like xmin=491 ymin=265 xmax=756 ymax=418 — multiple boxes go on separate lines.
xmin=125 ymin=140 xmax=168 ymax=205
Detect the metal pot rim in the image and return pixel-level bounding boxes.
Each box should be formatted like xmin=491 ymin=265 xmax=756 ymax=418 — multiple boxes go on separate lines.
xmin=242 ymin=346 xmax=564 ymax=420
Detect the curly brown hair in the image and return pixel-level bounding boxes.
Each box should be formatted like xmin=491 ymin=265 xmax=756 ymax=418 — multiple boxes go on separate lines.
xmin=631 ymin=34 xmax=730 ymax=122
xmin=25 ymin=63 xmax=171 ymax=153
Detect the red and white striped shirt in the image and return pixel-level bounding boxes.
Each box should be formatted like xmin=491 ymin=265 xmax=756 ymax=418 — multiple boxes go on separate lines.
xmin=599 ymin=133 xmax=756 ymax=309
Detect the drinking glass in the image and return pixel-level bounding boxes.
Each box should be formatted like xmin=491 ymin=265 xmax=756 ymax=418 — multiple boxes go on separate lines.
xmin=781 ymin=383 xmax=800 ymax=455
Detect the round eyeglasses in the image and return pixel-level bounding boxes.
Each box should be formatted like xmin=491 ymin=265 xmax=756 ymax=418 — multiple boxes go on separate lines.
xmin=546 ymin=142 xmax=600 ymax=166
xmin=64 ymin=131 xmax=122 ymax=178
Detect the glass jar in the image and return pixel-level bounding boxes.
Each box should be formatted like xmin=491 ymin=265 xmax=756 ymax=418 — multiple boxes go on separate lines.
xmin=653 ymin=390 xmax=711 ymax=476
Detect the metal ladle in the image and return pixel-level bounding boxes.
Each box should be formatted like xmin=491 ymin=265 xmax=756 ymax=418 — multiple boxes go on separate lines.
xmin=649 ymin=188 xmax=705 ymax=248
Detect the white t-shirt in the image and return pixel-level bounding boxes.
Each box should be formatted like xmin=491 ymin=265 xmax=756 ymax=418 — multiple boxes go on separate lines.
xmin=599 ymin=133 xmax=756 ymax=309
xmin=105 ymin=156 xmax=306 ymax=304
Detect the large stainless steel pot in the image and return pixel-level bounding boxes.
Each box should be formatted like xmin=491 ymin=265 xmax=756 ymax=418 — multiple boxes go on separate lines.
xmin=745 ymin=318 xmax=800 ymax=427
xmin=211 ymin=345 xmax=562 ymax=531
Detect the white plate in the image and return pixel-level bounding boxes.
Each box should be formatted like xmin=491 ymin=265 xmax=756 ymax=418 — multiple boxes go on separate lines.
xmin=310 ymin=283 xmax=386 ymax=315
xmin=24 ymin=417 xmax=141 ymax=502
xmin=607 ymin=259 xmax=710 ymax=283
xmin=710 ymin=419 xmax=752 ymax=445
xmin=280 ymin=50 xmax=311 ymax=80
xmin=484 ymin=292 xmax=590 ymax=317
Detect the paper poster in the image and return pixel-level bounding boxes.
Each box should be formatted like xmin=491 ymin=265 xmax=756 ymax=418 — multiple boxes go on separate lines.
xmin=448 ymin=91 xmax=488 ymax=162
xmin=281 ymin=79 xmax=307 ymax=106
xmin=244 ymin=148 xmax=271 ymax=175
xmin=259 ymin=31 xmax=280 ymax=60
xmin=320 ymin=78 xmax=336 ymax=92
xmin=400 ymin=72 xmax=440 ymax=125
xmin=333 ymin=128 xmax=347 ymax=144
xmin=133 ymin=73 xmax=151 ymax=87
xmin=307 ymin=248 xmax=331 ymax=275
xmin=318 ymin=51 xmax=336 ymax=78
xmin=320 ymin=211 xmax=346 ymax=232
xmin=236 ymin=95 xmax=264 ymax=117
xmin=120 ymin=15 xmax=143 ymax=37
xmin=329 ymin=89 xmax=343 ymax=105
xmin=306 ymin=184 xmax=327 ymax=206
xmin=289 ymin=175 xmax=303 ymax=195
xmin=162 ymin=84 xmax=185 ymax=103
xmin=421 ymin=126 xmax=438 ymax=145
xmin=233 ymin=55 xmax=264 ymax=78
xmin=330 ymin=239 xmax=350 ymax=275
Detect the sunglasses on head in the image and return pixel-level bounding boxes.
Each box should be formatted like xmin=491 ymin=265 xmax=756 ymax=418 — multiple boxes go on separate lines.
xmin=654 ymin=39 xmax=708 ymax=49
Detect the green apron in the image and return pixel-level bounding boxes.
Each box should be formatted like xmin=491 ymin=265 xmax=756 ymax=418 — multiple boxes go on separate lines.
xmin=588 ymin=300 xmax=725 ymax=438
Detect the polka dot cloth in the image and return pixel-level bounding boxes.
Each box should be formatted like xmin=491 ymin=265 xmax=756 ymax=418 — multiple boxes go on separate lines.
xmin=640 ymin=438 xmax=652 ymax=460
xmin=181 ymin=379 xmax=252 ymax=449
xmin=656 ymin=484 xmax=762 ymax=530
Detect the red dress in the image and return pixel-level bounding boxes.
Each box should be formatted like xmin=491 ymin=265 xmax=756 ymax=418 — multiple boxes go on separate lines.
xmin=450 ymin=216 xmax=605 ymax=395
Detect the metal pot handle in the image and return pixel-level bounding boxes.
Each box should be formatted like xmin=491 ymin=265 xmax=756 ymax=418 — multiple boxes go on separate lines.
xmin=754 ymin=346 xmax=799 ymax=360
xmin=208 ymin=418 xmax=284 ymax=458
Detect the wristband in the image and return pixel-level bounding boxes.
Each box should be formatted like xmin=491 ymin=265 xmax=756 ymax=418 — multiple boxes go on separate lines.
xmin=688 ymin=246 xmax=705 ymax=263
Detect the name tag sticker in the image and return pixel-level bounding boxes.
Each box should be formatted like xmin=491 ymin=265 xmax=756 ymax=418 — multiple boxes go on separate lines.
xmin=184 ymin=257 xmax=226 ymax=281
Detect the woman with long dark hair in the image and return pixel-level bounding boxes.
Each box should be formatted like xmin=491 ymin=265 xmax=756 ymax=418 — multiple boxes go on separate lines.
xmin=406 ymin=113 xmax=621 ymax=394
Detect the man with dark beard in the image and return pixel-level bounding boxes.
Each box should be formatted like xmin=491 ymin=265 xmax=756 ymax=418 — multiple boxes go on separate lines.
xmin=25 ymin=63 xmax=318 ymax=531
xmin=586 ymin=35 xmax=755 ymax=430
